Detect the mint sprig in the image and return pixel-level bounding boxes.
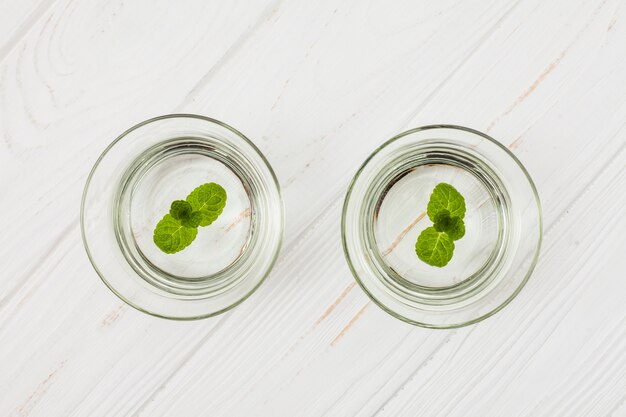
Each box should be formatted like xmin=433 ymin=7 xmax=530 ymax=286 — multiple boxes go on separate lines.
xmin=416 ymin=183 xmax=466 ymax=267
xmin=433 ymin=210 xmax=465 ymax=241
xmin=170 ymin=200 xmax=193 ymax=220
xmin=153 ymin=214 xmax=198 ymax=254
xmin=186 ymin=183 xmax=227 ymax=227
xmin=153 ymin=182 xmax=227 ymax=254
xmin=427 ymin=183 xmax=466 ymax=221
xmin=415 ymin=227 xmax=454 ymax=267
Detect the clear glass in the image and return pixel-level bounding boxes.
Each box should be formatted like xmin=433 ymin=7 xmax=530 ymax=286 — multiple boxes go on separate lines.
xmin=342 ymin=125 xmax=542 ymax=328
xmin=81 ymin=115 xmax=284 ymax=320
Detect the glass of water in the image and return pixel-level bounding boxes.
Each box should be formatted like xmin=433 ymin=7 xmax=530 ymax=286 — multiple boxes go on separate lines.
xmin=82 ymin=115 xmax=284 ymax=319
xmin=342 ymin=125 xmax=542 ymax=328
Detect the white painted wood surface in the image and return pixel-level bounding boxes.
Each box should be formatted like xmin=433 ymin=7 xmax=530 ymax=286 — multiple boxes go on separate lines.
xmin=1 ymin=0 xmax=625 ymax=415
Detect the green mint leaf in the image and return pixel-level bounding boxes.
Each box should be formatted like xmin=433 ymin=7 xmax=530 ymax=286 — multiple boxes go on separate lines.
xmin=186 ymin=182 xmax=227 ymax=227
xmin=415 ymin=226 xmax=455 ymax=267
xmin=180 ymin=211 xmax=203 ymax=228
xmin=445 ymin=217 xmax=465 ymax=241
xmin=433 ymin=209 xmax=465 ymax=241
xmin=153 ymin=182 xmax=227 ymax=254
xmin=433 ymin=210 xmax=452 ymax=232
xmin=170 ymin=200 xmax=193 ymax=220
xmin=153 ymin=214 xmax=198 ymax=254
xmin=427 ymin=183 xmax=466 ymax=221
xmin=415 ymin=183 xmax=467 ymax=266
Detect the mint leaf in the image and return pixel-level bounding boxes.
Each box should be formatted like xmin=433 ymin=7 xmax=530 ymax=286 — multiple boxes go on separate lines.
xmin=180 ymin=211 xmax=203 ymax=228
xmin=427 ymin=183 xmax=466 ymax=221
xmin=415 ymin=227 xmax=455 ymax=267
xmin=170 ymin=200 xmax=192 ymax=220
xmin=415 ymin=183 xmax=467 ymax=267
xmin=153 ymin=182 xmax=227 ymax=254
xmin=153 ymin=214 xmax=198 ymax=254
xmin=433 ymin=210 xmax=452 ymax=232
xmin=186 ymin=183 xmax=227 ymax=227
xmin=433 ymin=209 xmax=465 ymax=241
xmin=445 ymin=217 xmax=465 ymax=241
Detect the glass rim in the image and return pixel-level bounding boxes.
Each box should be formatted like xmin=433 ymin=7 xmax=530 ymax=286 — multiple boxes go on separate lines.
xmin=81 ymin=114 xmax=284 ymax=320
xmin=341 ymin=124 xmax=543 ymax=329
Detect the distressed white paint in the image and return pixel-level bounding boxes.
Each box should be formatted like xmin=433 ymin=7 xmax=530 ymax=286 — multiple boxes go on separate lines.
xmin=1 ymin=0 xmax=625 ymax=416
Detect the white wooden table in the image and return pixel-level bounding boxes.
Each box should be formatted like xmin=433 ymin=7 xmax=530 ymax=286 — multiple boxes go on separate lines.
xmin=1 ymin=1 xmax=625 ymax=416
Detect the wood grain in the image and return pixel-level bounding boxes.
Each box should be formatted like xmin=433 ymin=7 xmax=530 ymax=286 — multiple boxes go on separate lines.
xmin=0 ymin=0 xmax=625 ymax=416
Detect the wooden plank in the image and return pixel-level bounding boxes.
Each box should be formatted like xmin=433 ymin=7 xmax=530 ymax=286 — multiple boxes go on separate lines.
xmin=0 ymin=0 xmax=57 ymax=64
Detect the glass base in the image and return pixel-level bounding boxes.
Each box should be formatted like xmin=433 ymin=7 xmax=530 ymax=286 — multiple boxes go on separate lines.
xmin=127 ymin=141 xmax=252 ymax=279
xmin=374 ymin=163 xmax=500 ymax=288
